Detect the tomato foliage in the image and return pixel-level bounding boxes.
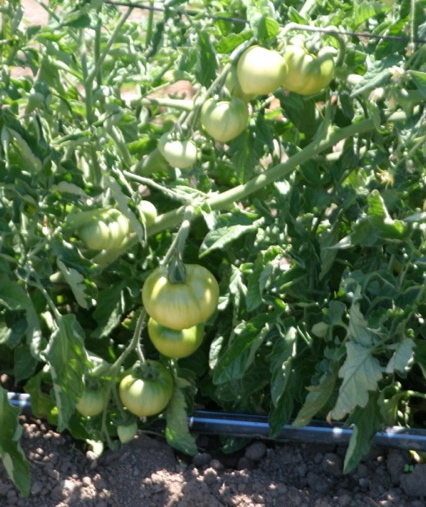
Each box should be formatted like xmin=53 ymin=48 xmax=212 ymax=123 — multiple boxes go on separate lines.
xmin=0 ymin=0 xmax=425 ymax=495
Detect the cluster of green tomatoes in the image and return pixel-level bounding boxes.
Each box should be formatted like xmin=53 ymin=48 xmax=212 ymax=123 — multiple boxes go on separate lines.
xmin=157 ymin=37 xmax=336 ymax=169
xmin=73 ymin=205 xmax=220 ymax=439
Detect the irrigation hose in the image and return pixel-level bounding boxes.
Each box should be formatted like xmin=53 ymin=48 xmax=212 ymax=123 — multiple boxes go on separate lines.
xmin=7 ymin=392 xmax=426 ymax=451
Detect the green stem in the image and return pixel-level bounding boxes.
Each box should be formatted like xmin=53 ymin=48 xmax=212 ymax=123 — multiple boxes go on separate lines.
xmin=85 ymin=7 xmax=134 ymax=87
xmin=95 ymin=111 xmax=408 ymax=270
xmin=280 ymin=23 xmax=346 ymax=68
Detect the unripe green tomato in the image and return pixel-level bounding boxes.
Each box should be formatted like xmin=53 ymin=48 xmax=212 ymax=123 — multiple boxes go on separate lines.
xmin=158 ymin=135 xmax=198 ymax=169
xmin=200 ymin=97 xmax=248 ymax=143
xmin=76 ymin=388 xmax=107 ymax=417
xmin=138 ymin=200 xmax=157 ymax=227
xmin=237 ymin=45 xmax=287 ymax=96
xmin=281 ymin=44 xmax=335 ymax=96
xmin=119 ymin=361 xmax=174 ymax=417
xmin=147 ymin=317 xmax=204 ymax=358
xmin=117 ymin=421 xmax=138 ymax=443
xmin=79 ymin=209 xmax=130 ymax=250
xmin=225 ymin=65 xmax=255 ymax=103
xmin=142 ymin=264 xmax=220 ymax=330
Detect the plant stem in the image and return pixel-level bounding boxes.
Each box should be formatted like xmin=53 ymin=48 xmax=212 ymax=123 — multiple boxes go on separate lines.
xmin=95 ymin=111 xmax=407 ymax=269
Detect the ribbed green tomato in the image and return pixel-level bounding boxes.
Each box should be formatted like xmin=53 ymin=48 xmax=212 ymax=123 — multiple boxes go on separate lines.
xmin=200 ymin=97 xmax=248 ymax=143
xmin=79 ymin=209 xmax=129 ymax=250
xmin=148 ymin=317 xmax=204 ymax=358
xmin=76 ymin=388 xmax=107 ymax=417
xmin=158 ymin=134 xmax=198 ymax=169
xmin=225 ymin=65 xmax=254 ymax=103
xmin=119 ymin=361 xmax=173 ymax=417
xmin=281 ymin=43 xmax=335 ymax=96
xmin=236 ymin=45 xmax=287 ymax=96
xmin=142 ymin=264 xmax=219 ymax=330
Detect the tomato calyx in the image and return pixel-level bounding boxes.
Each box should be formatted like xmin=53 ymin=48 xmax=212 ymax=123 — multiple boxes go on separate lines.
xmin=132 ymin=360 xmax=171 ymax=382
xmin=167 ymin=253 xmax=187 ymax=285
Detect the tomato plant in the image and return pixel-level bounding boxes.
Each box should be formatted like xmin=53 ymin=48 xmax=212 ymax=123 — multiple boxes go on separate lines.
xmin=200 ymin=97 xmax=249 ymax=143
xmin=147 ymin=318 xmax=204 ymax=358
xmin=236 ymin=45 xmax=287 ymax=96
xmin=1 ymin=0 xmax=425 ymax=497
xmin=119 ymin=361 xmax=174 ymax=418
xmin=281 ymin=40 xmax=336 ymax=96
xmin=142 ymin=264 xmax=220 ymax=330
xmin=78 ymin=209 xmax=130 ymax=250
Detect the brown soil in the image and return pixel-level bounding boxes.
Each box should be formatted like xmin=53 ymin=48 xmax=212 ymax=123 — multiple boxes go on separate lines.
xmin=1 ymin=416 xmax=426 ymax=507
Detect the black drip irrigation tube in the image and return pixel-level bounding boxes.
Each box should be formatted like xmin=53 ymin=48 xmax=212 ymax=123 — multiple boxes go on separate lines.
xmin=8 ymin=392 xmax=426 ymax=451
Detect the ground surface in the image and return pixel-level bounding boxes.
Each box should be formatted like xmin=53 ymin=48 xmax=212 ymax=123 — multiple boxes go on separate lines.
xmin=1 ymin=416 xmax=426 ymax=507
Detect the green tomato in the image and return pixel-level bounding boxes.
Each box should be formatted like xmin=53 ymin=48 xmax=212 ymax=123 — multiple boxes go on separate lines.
xmin=79 ymin=209 xmax=130 ymax=250
xmin=119 ymin=361 xmax=174 ymax=417
xmin=117 ymin=421 xmax=138 ymax=444
xmin=76 ymin=388 xmax=107 ymax=417
xmin=200 ymin=97 xmax=248 ymax=143
xmin=142 ymin=264 xmax=219 ymax=330
xmin=138 ymin=200 xmax=157 ymax=228
xmin=224 ymin=65 xmax=255 ymax=103
xmin=236 ymin=45 xmax=287 ymax=96
xmin=158 ymin=135 xmax=198 ymax=170
xmin=147 ymin=317 xmax=204 ymax=358
xmin=281 ymin=43 xmax=335 ymax=96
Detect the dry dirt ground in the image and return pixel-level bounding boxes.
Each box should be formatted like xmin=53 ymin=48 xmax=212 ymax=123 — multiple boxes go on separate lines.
xmin=1 ymin=416 xmax=426 ymax=507
xmin=3 ymin=2 xmax=426 ymax=506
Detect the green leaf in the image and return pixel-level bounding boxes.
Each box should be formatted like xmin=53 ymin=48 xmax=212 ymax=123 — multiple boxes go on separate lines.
xmin=57 ymin=260 xmax=93 ymax=310
xmin=330 ymin=342 xmax=383 ymax=420
xmin=269 ymin=326 xmax=297 ymax=406
xmin=200 ymin=220 xmax=262 ymax=257
xmin=0 ymin=387 xmax=30 ymax=497
xmin=165 ymin=377 xmax=197 ymax=456
xmin=409 ymin=70 xmax=426 ymax=97
xmin=0 ymin=278 xmax=30 ymax=310
xmin=196 ymin=31 xmax=218 ymax=87
xmin=292 ymin=369 xmax=337 ymax=428
xmin=268 ymin=369 xmax=301 ymax=437
xmin=213 ymin=317 xmax=271 ymax=385
xmin=92 ymin=284 xmax=125 ymax=339
xmin=246 ymin=246 xmax=283 ymax=311
xmin=367 ymin=190 xmax=408 ymax=241
xmin=350 ymin=55 xmax=401 ymax=98
xmin=348 ymin=301 xmax=376 ymax=347
xmin=385 ymin=338 xmax=415 ymax=374
xmin=246 ymin=0 xmax=279 ymax=43
xmin=44 ymin=315 xmax=90 ymax=431
xmin=215 ymin=31 xmax=253 ymax=54
xmin=343 ymin=393 xmax=384 ymax=474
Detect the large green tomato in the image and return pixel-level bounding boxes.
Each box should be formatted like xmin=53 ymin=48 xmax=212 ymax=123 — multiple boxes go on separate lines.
xmin=119 ymin=361 xmax=174 ymax=417
xmin=76 ymin=388 xmax=107 ymax=417
xmin=147 ymin=317 xmax=204 ymax=358
xmin=158 ymin=134 xmax=198 ymax=169
xmin=79 ymin=209 xmax=129 ymax=250
xmin=200 ymin=97 xmax=248 ymax=143
xmin=281 ymin=43 xmax=335 ymax=96
xmin=142 ymin=264 xmax=219 ymax=330
xmin=236 ymin=45 xmax=287 ymax=96
xmin=225 ymin=65 xmax=254 ymax=103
